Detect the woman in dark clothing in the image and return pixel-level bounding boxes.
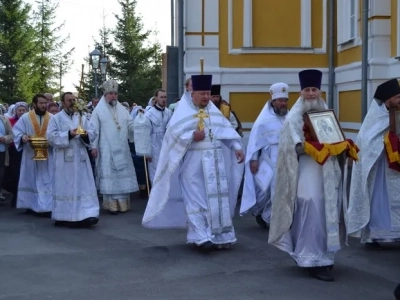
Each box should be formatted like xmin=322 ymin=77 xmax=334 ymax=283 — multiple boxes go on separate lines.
xmin=4 ymin=102 xmax=28 ymax=207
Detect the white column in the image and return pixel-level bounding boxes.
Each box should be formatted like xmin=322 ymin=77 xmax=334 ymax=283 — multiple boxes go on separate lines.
xmin=243 ymin=0 xmax=253 ymax=47
xmin=301 ymin=0 xmax=312 ymax=47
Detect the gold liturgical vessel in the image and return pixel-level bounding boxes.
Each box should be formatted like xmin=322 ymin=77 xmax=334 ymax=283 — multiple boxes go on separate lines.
xmin=76 ymin=117 xmax=86 ymax=135
xmin=30 ymin=137 xmax=49 ymax=160
xmin=73 ymin=97 xmax=87 ymax=136
xmin=75 ymin=68 xmax=87 ymax=136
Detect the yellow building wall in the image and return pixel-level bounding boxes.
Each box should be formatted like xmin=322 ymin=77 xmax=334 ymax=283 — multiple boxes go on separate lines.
xmin=338 ymin=90 xmax=362 ymax=124
xmin=219 ymin=0 xmax=329 ymax=68
xmin=229 ymin=92 xmax=326 ymax=123
xmin=311 ymin=0 xmax=324 ymax=49
xmin=391 ymin=0 xmax=398 ymax=57
xmin=232 ymin=0 xmax=243 ymax=49
xmin=252 ymin=0 xmax=301 ymax=47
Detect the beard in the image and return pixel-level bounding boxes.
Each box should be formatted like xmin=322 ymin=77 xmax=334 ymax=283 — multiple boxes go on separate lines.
xmin=273 ymin=107 xmax=288 ymax=116
xmin=301 ymin=97 xmax=326 ymax=113
xmin=35 ymin=107 xmax=46 ymax=116
xmin=65 ymin=106 xmax=75 ymax=115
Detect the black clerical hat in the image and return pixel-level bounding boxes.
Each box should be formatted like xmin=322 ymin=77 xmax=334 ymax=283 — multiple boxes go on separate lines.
xmin=191 ymin=75 xmax=212 ymax=91
xmin=299 ymin=69 xmax=322 ymax=90
xmin=374 ymin=79 xmax=400 ymax=102
xmin=211 ymin=84 xmax=221 ymax=96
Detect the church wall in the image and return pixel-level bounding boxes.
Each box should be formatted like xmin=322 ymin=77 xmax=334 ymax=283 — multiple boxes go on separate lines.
xmin=390 ymin=0 xmax=398 ymax=57
xmin=218 ymin=0 xmax=329 ymax=69
xmin=337 ymin=90 xmax=362 ymax=139
xmin=252 ymin=0 xmax=302 ymax=48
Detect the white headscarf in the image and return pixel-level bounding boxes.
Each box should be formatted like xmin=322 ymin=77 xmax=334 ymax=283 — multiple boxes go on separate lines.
xmin=5 ymin=104 xmax=15 ymax=117
xmin=130 ymin=105 xmax=143 ymax=121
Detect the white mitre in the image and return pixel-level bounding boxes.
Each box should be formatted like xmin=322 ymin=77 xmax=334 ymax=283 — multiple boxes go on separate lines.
xmin=269 ymin=82 xmax=289 ymax=100
xmin=102 ymin=79 xmax=118 ymax=94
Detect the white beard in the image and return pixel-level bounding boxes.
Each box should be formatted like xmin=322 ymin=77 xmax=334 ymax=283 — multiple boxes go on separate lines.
xmin=301 ymin=97 xmax=326 ymax=113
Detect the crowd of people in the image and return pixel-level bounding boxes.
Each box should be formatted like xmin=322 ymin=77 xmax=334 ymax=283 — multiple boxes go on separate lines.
xmin=1 ymin=69 xmax=399 ymax=297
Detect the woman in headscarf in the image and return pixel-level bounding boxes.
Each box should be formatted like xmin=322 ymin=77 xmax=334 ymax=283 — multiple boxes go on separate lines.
xmin=3 ymin=102 xmax=28 ymax=207
xmin=47 ymin=102 xmax=60 ymax=115
xmin=4 ymin=104 xmax=15 ymax=118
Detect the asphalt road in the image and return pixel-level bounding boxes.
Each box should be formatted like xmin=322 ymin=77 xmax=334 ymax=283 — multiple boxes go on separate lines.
xmin=0 ymin=194 xmax=399 ymax=300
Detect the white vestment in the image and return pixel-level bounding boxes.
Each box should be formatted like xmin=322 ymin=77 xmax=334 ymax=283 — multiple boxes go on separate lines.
xmin=130 ymin=106 xmax=143 ymax=121
xmin=144 ymin=106 xmax=172 ymax=183
xmin=348 ymin=100 xmax=400 ymax=242
xmin=90 ymin=97 xmax=138 ymax=207
xmin=46 ymin=111 xmax=99 ymax=221
xmin=268 ymin=97 xmax=347 ymax=267
xmin=13 ymin=112 xmax=54 ymax=212
xmin=240 ymin=101 xmax=286 ymax=223
xmin=142 ymin=92 xmax=243 ymax=245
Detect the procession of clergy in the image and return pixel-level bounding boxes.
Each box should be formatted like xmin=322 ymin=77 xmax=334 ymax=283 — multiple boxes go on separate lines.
xmin=3 ymin=67 xmax=400 ymax=284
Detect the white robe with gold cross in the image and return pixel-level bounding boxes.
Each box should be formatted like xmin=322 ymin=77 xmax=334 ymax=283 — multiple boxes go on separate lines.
xmin=142 ymin=92 xmax=244 ymax=245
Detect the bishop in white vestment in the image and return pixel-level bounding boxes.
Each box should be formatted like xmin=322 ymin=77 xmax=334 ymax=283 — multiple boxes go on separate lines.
xmin=144 ymin=89 xmax=172 ymax=184
xmin=13 ymin=94 xmax=54 ymax=217
xmin=90 ymin=80 xmax=138 ymax=214
xmin=142 ymin=74 xmax=245 ymax=252
xmin=268 ymin=70 xmax=351 ymax=282
xmin=348 ymin=79 xmax=400 ymax=245
xmin=240 ymin=82 xmax=289 ymax=228
xmin=47 ymin=92 xmax=99 ymax=227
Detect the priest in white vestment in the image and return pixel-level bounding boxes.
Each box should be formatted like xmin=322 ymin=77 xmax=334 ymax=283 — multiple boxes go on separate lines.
xmin=240 ymin=82 xmax=289 ymax=228
xmin=348 ymin=79 xmax=400 ymax=245
xmin=268 ymin=70 xmax=353 ymax=282
xmin=13 ymin=94 xmax=54 ymax=217
xmin=144 ymin=89 xmax=172 ymax=184
xmin=90 ymin=80 xmax=138 ymax=214
xmin=47 ymin=92 xmax=99 ymax=227
xmin=142 ymin=74 xmax=245 ymax=252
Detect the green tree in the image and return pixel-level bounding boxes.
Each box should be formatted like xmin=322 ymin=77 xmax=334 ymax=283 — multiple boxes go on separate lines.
xmin=108 ymin=0 xmax=162 ymax=104
xmin=31 ymin=0 xmax=72 ymax=94
xmin=0 ymin=0 xmax=37 ymax=103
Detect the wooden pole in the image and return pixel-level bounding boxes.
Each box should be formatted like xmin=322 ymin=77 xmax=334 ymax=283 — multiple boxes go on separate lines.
xmin=143 ymin=156 xmax=150 ymax=196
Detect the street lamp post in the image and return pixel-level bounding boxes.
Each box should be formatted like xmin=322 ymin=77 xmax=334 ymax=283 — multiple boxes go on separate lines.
xmin=100 ymin=57 xmax=108 ymax=81
xmin=89 ymin=49 xmax=101 ymax=97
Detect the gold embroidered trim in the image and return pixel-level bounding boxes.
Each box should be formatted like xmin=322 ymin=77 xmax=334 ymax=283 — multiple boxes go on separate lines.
xmin=28 ymin=110 xmax=50 ymax=137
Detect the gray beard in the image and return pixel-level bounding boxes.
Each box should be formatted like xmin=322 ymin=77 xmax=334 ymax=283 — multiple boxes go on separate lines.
xmin=66 ymin=107 xmax=75 ymax=115
xmin=110 ymin=100 xmax=117 ymax=107
xmin=301 ymin=98 xmax=326 ymax=113
xmin=273 ymin=107 xmax=288 ymax=116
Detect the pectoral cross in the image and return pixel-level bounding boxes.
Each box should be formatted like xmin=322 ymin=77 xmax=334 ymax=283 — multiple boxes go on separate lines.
xmin=194 ymin=109 xmax=209 ymax=131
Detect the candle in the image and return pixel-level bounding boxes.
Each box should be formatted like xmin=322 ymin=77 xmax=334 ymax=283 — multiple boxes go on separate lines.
xmin=200 ymin=57 xmax=204 ymax=74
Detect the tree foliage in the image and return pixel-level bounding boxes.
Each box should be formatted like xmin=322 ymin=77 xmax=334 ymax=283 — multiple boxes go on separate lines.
xmin=31 ymin=0 xmax=73 ymax=94
xmin=107 ymin=0 xmax=162 ymax=104
xmin=0 ymin=0 xmax=37 ymax=103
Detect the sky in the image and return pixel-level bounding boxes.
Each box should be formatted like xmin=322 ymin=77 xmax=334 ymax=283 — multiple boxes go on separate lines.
xmin=28 ymin=0 xmax=172 ymax=93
